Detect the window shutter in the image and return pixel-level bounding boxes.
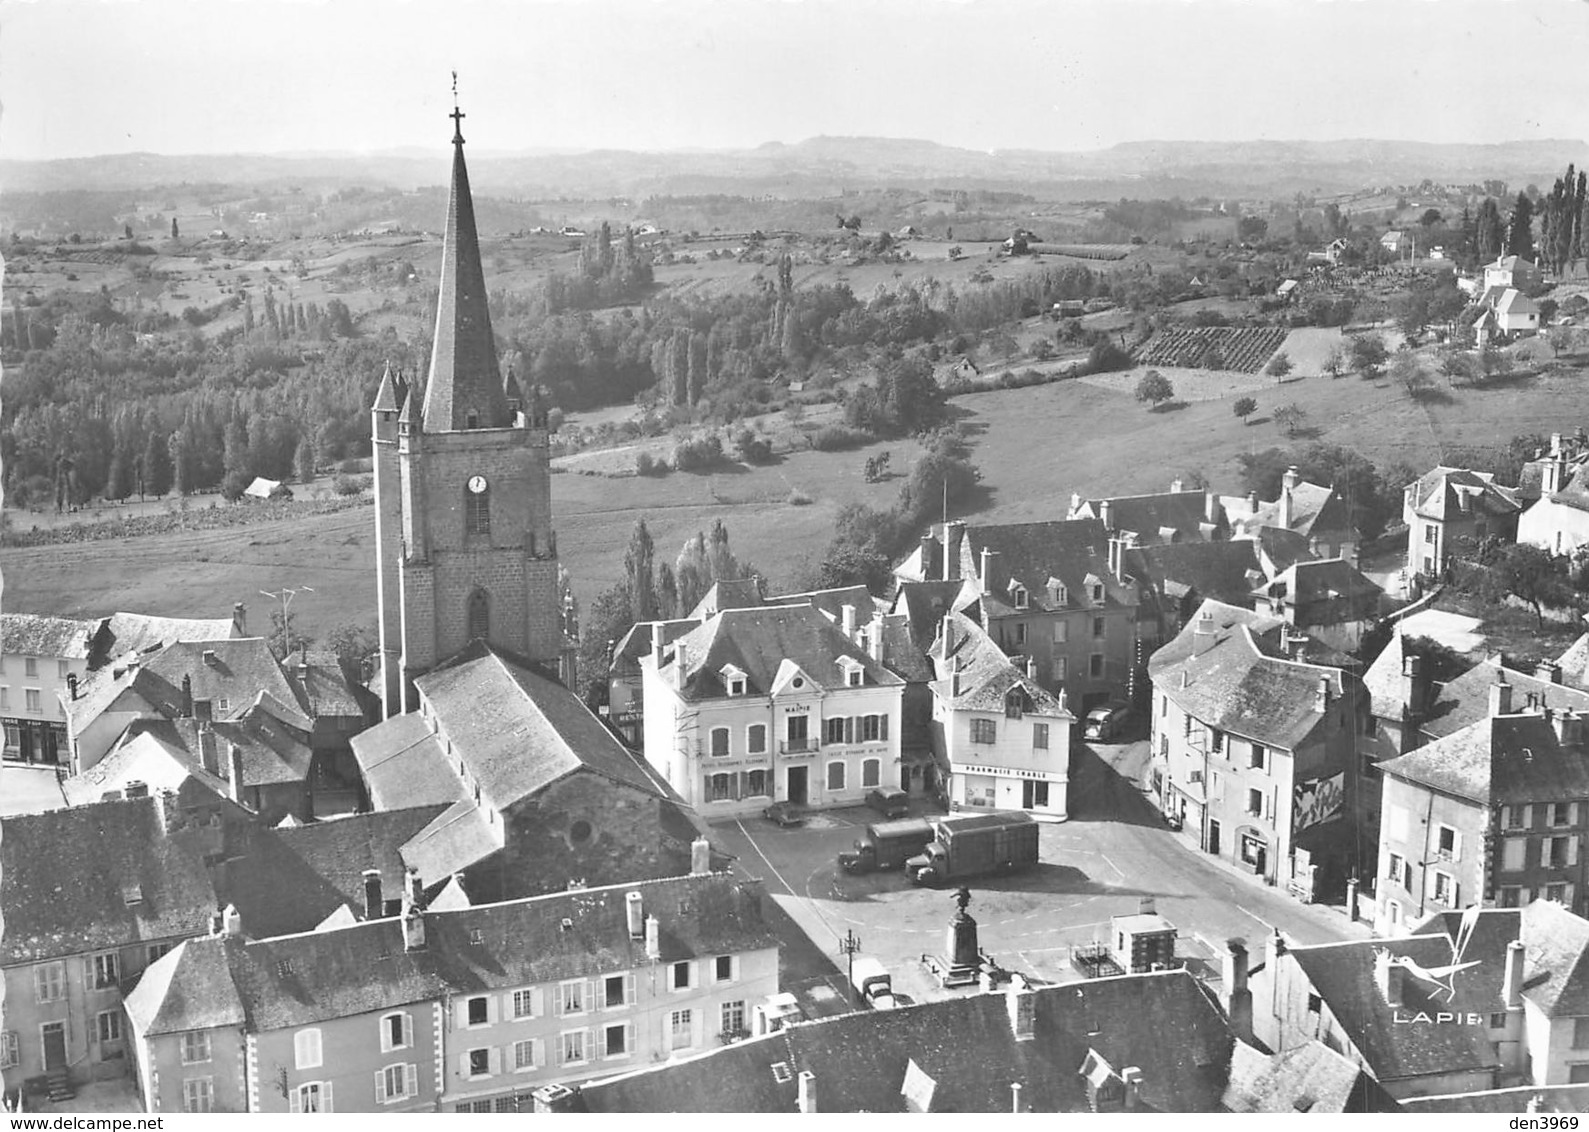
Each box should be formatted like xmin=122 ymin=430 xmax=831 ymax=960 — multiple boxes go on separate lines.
xmin=625 ymin=1022 xmax=636 ymax=1053
xmin=323 ymin=1082 xmax=333 ymax=1114
xmin=1524 ymin=804 xmax=1534 ymax=827
xmin=405 ymin=1063 xmax=417 ymax=1099
xmin=553 ymin=1037 xmax=564 ymax=1066
xmin=458 ymin=1054 xmax=470 ymax=1078
xmin=1574 ymin=803 xmax=1581 ymax=827
xmin=290 ymin=1090 xmax=302 ymax=1114
xmin=731 ymin=773 xmax=742 ymax=800
xmin=1571 ymin=838 xmax=1581 ymax=867
xmin=33 ymin=967 xmax=45 ymax=1001
xmin=488 ymin=1047 xmax=501 ymax=1076
xmin=501 ymin=992 xmax=516 ymax=1020
xmin=845 ymin=716 xmax=854 ymax=744
xmin=380 ymin=1017 xmax=392 ymax=1054
xmin=457 ymin=1000 xmax=472 ymax=1028
xmin=625 ymin=974 xmax=636 ymax=1005
xmin=532 ymin=987 xmax=544 ymax=1017
xmin=1451 ymin=831 xmax=1462 ymax=862
xmin=586 ymin=979 xmax=598 ymax=1013
xmin=597 ymin=1025 xmax=608 ymax=1058
xmin=689 ymin=960 xmax=699 ymax=989
xmin=881 ymin=714 xmax=889 ymax=741
xmin=732 ymin=955 xmax=741 ymax=982
xmin=553 ymin=986 xmax=563 ymax=1017
xmin=1452 ymin=881 xmax=1461 ymax=908
xmin=374 ymin=1070 xmax=387 ymax=1105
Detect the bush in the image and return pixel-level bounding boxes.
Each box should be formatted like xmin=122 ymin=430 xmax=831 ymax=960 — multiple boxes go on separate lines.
xmin=809 ymin=425 xmax=873 ymax=452
xmin=787 ymin=488 xmax=814 ymax=506
xmin=221 ymin=470 xmax=251 ymax=501
xmin=732 ymin=427 xmax=774 ymax=465
xmin=1087 ymin=340 xmax=1133 ymax=373
xmin=673 ymin=433 xmax=727 ymax=472
xmin=338 ymin=457 xmax=373 ymax=475
xmin=331 ymin=473 xmax=370 ymax=496
xmin=635 ymin=452 xmax=671 ymax=477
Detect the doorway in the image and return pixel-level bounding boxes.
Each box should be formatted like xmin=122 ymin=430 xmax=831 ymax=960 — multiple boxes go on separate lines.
xmin=42 ymin=1022 xmax=66 ymax=1071
xmin=786 ymin=766 xmax=808 ymax=806
xmin=1207 ymin=819 xmax=1221 ymax=857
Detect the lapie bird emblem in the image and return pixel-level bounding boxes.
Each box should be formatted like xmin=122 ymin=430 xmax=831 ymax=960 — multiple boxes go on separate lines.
xmin=1377 ymin=903 xmax=1483 ymax=1003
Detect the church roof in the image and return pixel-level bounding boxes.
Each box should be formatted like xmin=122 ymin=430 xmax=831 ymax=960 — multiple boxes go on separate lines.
xmin=420 ymin=109 xmax=511 ymax=432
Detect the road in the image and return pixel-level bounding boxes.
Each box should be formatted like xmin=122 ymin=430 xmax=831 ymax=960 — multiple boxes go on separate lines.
xmin=713 ymin=737 xmax=1372 ymax=1018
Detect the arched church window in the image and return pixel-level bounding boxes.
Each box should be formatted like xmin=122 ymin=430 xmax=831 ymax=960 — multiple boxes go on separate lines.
xmin=468 ymin=590 xmax=490 ymax=641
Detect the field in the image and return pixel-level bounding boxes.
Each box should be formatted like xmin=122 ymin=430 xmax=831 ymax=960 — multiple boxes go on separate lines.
xmin=7 ymin=350 xmax=1587 ymax=643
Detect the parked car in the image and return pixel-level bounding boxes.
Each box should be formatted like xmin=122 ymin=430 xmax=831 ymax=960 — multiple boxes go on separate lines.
xmin=865 ymin=787 xmax=909 ymax=819
xmin=763 ymin=801 xmax=806 ymax=827
xmin=1084 ymin=704 xmax=1131 ymax=742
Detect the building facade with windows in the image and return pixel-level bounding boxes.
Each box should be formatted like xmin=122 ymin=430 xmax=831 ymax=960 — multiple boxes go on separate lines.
xmin=1373 ymin=686 xmax=1589 ymax=935
xmin=0 ymin=795 xmax=221 ymax=1096
xmin=1148 ymin=601 xmax=1368 ymax=898
xmin=0 ymin=614 xmax=99 ymax=765
xmin=640 ymin=605 xmax=905 ymax=816
xmin=121 ymin=872 xmax=779 ymax=1113
xmin=930 ymin=613 xmax=1072 ymax=819
xmin=1402 ymin=466 xmax=1521 ymax=581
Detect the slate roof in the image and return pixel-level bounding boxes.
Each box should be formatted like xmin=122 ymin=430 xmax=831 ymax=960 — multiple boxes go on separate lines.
xmin=1545 ymin=466 xmax=1589 ymax=514
xmin=350 ymin=713 xmax=459 ymax=811
xmin=956 ymin=519 xmax=1139 ymax=613
xmin=1557 ymin=633 xmax=1589 ymax=689
xmin=0 ymin=613 xmax=98 ymax=660
xmin=171 ymin=710 xmax=314 ymax=787
xmin=1148 ymin=600 xmax=1350 ymax=750
xmin=415 ymin=641 xmax=660 ymax=803
xmin=1414 ymin=903 xmax=1589 ymax=1020
xmin=0 ymin=796 xmax=218 ymax=965
xmin=1405 ymin=467 xmax=1521 ymax=522
xmin=1125 ymin=540 xmax=1270 ymax=610
xmin=1402 ymin=1085 xmax=1589 ymax=1114
xmin=1363 ymin=631 xmax=1412 ymax=724
xmin=124 ymin=937 xmax=247 ymax=1037
xmin=661 ymin=605 xmax=904 ymax=702
xmin=581 ymin=969 xmax=1233 ymax=1113
xmin=1496 ymin=289 xmax=1539 ymax=318
xmin=285 ymin=653 xmax=365 ymax=718
xmin=222 ymin=807 xmax=450 ymax=939
xmin=1255 ymin=558 xmax=1383 ymax=618
xmin=890 ymin=580 xmax=978 ymax=652
xmin=1286 ymin=936 xmax=1501 ymax=1083
xmin=1420 ymin=661 xmax=1589 ymax=741
xmin=931 ymin=613 xmax=1071 ymax=719
xmin=62 ymin=720 xmax=233 ymax=805
xmin=611 ymin=619 xmax=697 ymax=676
xmin=1072 ymin=491 xmax=1227 ymax=545
xmin=767 ymin=585 xmax=883 ymax=624
xmin=687 ymin=578 xmax=767 ymax=619
xmin=1222 ymin=1040 xmax=1390 ymax=1113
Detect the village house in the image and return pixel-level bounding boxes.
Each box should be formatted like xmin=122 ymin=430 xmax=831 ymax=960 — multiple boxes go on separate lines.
xmin=1252 ymin=558 xmax=1385 ymax=653
xmin=1148 ymin=600 xmax=1369 ymax=900
xmin=0 ymin=614 xmax=100 ymax=765
xmin=0 ymin=795 xmax=224 ymax=1101
xmin=895 ymin=519 xmax=1146 ymax=714
xmin=640 ymin=604 xmax=905 ymax=816
xmin=1381 ymin=231 xmax=1408 ymax=256
xmin=1067 ymin=481 xmax=1231 ymax=548
xmin=1254 ymin=902 xmax=1589 ymax=1097
xmin=1374 ymin=685 xmax=1589 ymax=934
xmin=1221 ymin=466 xmax=1361 ymax=563
xmin=1493 ymin=289 xmax=1541 ymax=336
xmin=1519 ymin=464 xmax=1589 ymax=557
xmin=1484 ymin=255 xmax=1544 ymax=294
xmin=1514 ymin=432 xmax=1589 ymax=508
xmin=576 ymin=969 xmax=1237 ymax=1113
xmin=353 ymin=641 xmax=705 ymax=901
xmin=1402 ymin=466 xmax=1522 ymax=580
xmin=930 ymin=613 xmax=1073 ymax=820
xmin=121 ymin=871 xmax=778 ymax=1113
xmin=1122 ymin=534 xmax=1316 ymax=646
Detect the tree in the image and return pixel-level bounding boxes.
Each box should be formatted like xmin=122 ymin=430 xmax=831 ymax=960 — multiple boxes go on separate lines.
xmin=1390 ymin=351 xmax=1432 ymax=397
xmin=1265 ymin=352 xmax=1293 ymax=382
xmin=1481 ymin=543 xmax=1570 ymax=629
xmin=1350 ymin=333 xmax=1389 ymax=379
xmin=1480 ymin=344 xmax=1514 ymax=380
xmin=1273 ymin=403 xmax=1308 ymax=438
xmin=576 ymin=583 xmax=632 ymax=706
xmin=624 ymin=519 xmax=658 ymax=624
xmin=325 ymin=622 xmax=378 ymax=675
xmin=1475 ymin=197 xmax=1506 ymax=261
xmin=1420 ymin=208 xmax=1443 ymax=228
xmin=1134 ymin=369 xmax=1174 ymax=409
xmin=294 ymin=435 xmax=317 ymax=484
xmin=1392 ymin=291 xmax=1430 ymax=339
xmin=1233 ymin=396 xmax=1258 ymax=425
xmin=170 ymin=217 xmax=179 ymax=239
xmin=266 ymin=608 xmax=311 ymax=662
xmin=1321 ymin=344 xmax=1345 ymax=378
xmin=1508 ymin=192 xmax=1536 ymax=259
xmin=143 ymin=430 xmax=173 ymax=498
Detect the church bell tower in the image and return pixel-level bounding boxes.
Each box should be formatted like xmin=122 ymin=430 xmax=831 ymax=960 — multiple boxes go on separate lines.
xmin=373 ymin=99 xmax=566 ymax=717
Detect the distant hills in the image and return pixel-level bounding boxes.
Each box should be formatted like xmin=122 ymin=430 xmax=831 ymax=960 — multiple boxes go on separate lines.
xmin=3 ymin=136 xmax=1584 ymax=201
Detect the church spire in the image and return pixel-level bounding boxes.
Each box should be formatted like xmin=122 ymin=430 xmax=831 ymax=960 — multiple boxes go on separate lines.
xmin=421 ymin=87 xmax=511 ymax=431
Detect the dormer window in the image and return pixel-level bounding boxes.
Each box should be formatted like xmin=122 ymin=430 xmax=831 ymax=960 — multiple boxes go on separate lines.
xmin=1091 ymin=583 xmax=1105 ymax=603
xmin=1012 ymin=585 xmax=1029 ymax=610
xmin=720 ymin=664 xmax=747 ymax=697
xmin=1048 ymin=579 xmax=1068 ymax=606
xmin=729 ymin=677 xmax=745 ymax=696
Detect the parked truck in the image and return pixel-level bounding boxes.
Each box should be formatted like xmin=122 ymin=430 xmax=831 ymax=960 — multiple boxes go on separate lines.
xmin=848 ymin=957 xmax=897 ymax=1010
xmin=837 ymin=817 xmax=936 ymax=873
xmin=905 ymin=812 xmax=1039 ymax=885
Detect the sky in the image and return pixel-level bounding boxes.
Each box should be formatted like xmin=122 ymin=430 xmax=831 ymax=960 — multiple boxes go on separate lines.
xmin=3 ymin=0 xmax=1589 ymax=161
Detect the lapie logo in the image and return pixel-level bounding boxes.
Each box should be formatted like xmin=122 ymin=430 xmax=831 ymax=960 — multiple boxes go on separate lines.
xmin=1382 ymin=905 xmax=1488 ymax=1026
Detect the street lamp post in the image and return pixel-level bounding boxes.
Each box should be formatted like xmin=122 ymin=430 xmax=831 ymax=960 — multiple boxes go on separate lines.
xmin=838 ymin=928 xmax=863 ymax=1004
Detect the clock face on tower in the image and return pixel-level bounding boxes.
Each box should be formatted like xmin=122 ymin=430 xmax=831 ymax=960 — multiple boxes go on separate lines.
xmin=467 ymin=475 xmax=488 ymax=494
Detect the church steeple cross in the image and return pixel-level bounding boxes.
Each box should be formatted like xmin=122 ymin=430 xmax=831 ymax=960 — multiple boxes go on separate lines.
xmin=450 ymin=71 xmax=465 ymax=144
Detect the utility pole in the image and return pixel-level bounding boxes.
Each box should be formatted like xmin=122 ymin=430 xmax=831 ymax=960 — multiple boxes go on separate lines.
xmin=259 ymin=586 xmax=314 ymax=659
xmin=838 ymin=928 xmax=863 ymax=1003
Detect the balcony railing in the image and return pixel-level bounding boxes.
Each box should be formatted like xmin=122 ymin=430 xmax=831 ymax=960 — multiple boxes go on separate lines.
xmin=780 ymin=738 xmax=816 ymax=754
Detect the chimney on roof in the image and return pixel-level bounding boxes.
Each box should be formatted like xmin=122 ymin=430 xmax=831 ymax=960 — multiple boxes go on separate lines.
xmin=202 ymin=648 xmax=218 ymax=667
xmin=124 ymin=779 xmax=149 ymax=799
xmin=1223 ymin=940 xmax=1253 ymax=1042
xmin=227 ymin=742 xmax=244 ymax=805
xmin=194 ymin=698 xmax=213 ymax=724
xmin=1374 ymin=950 xmax=1405 ymax=1006
xmin=796 ymin=1071 xmax=817 ymax=1114
xmin=1536 ymin=660 xmax=1562 ymax=685
xmin=1283 ymin=465 xmax=1300 ymax=493
xmin=942 ymin=520 xmax=965 ymax=582
xmin=1278 ymin=486 xmax=1295 ymax=531
xmin=296 ymin=646 xmax=310 ymax=683
xmin=1121 ymin=1067 xmax=1143 ymax=1111
xmin=626 ymin=891 xmax=644 ymax=939
xmin=1205 ymin=490 xmax=1220 ymax=524
xmin=1011 ymin=1082 xmax=1025 ymax=1114
xmin=181 ymin=674 xmax=194 ymax=718
xmin=1006 ymin=976 xmax=1036 ymax=1042
xmin=1555 ymin=707 xmax=1584 ymax=748
xmin=1247 ymin=490 xmax=1259 ymax=514
xmin=156 ymin=786 xmax=182 ymax=834
xmin=1170 ymin=477 xmax=1184 ymax=493
xmin=1503 ymin=939 xmax=1525 ymax=1010
xmin=979 ymin=547 xmax=999 ymax=596
xmin=919 ymin=531 xmax=938 ymax=580
xmin=841 ymin=604 xmax=857 ymax=637
xmin=67 ymin=673 xmax=79 ymax=701
xmin=868 ymin=611 xmax=885 ymax=663
xmin=1402 ymin=652 xmax=1427 ymax=722
xmin=197 ymin=725 xmax=218 ymax=774
xmin=1070 ymin=491 xmax=1082 ymax=516
xmin=1315 ymin=677 xmax=1331 ymax=714
xmin=644 ymin=913 xmax=661 ymax=961
xmin=221 ymin=903 xmax=242 ymax=939
xmin=1108 ymin=535 xmax=1124 ymax=583
xmin=403 ymin=905 xmax=426 ymax=951
xmin=1192 ymin=608 xmax=1216 ymax=656
xmin=1099 ymin=499 xmax=1113 ymax=532
xmin=363 ymin=870 xmax=383 ymax=920
xmin=1490 ymin=675 xmax=1514 ymax=717
xmin=690 ymin=836 xmax=711 ymax=876
xmin=531 ymin=1085 xmax=578 ymax=1114
xmin=233 ymin=602 xmax=247 ymax=636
